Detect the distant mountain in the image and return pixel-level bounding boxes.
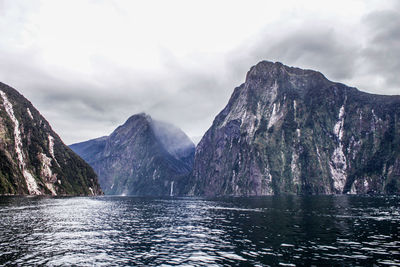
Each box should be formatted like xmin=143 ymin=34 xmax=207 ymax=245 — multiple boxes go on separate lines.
xmin=70 ymin=113 xmax=195 ymax=196
xmin=186 ymin=61 xmax=400 ymax=196
xmin=0 ymin=82 xmax=102 ymax=195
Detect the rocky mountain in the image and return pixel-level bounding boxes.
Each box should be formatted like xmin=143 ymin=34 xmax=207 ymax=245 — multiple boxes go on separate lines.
xmin=0 ymin=82 xmax=102 ymax=195
xmin=70 ymin=113 xmax=195 ymax=196
xmin=187 ymin=61 xmax=400 ymax=196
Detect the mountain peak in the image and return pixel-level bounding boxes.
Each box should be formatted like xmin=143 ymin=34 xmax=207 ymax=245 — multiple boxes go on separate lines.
xmin=189 ymin=61 xmax=400 ymax=196
xmin=246 ymin=60 xmax=328 ymax=84
xmin=124 ymin=112 xmax=152 ymax=124
xmin=71 ymin=114 xmax=195 ymax=196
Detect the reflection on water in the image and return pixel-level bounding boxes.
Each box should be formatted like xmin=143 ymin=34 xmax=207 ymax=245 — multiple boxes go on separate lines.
xmin=0 ymin=195 xmax=399 ymax=266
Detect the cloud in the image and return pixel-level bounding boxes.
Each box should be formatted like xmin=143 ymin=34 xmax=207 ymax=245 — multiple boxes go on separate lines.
xmin=359 ymin=8 xmax=400 ymax=93
xmin=0 ymin=0 xmax=399 ymax=145
xmin=226 ymin=3 xmax=400 ymax=96
xmin=227 ymin=25 xmax=361 ymax=83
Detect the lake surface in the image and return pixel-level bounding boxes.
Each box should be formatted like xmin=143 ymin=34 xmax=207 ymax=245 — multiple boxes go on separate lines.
xmin=0 ymin=195 xmax=399 ymax=266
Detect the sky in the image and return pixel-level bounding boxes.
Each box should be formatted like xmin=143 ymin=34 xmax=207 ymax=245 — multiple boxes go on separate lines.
xmin=0 ymin=0 xmax=399 ymax=144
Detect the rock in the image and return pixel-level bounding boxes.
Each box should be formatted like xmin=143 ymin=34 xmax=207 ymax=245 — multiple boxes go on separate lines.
xmin=187 ymin=61 xmax=400 ymax=196
xmin=0 ymin=82 xmax=102 ymax=196
xmin=70 ymin=113 xmax=195 ymax=196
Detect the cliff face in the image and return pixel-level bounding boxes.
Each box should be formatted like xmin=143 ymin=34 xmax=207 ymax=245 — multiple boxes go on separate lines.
xmin=0 ymin=82 xmax=102 ymax=196
xmin=187 ymin=61 xmax=400 ymax=196
xmin=70 ymin=114 xmax=195 ymax=196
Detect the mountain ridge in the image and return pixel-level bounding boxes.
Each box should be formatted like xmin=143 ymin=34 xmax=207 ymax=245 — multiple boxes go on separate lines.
xmin=0 ymin=82 xmax=102 ymax=195
xmin=187 ymin=60 xmax=400 ymax=196
xmin=70 ymin=113 xmax=195 ymax=196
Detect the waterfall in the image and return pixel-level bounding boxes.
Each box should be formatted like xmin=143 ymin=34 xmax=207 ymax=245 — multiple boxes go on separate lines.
xmin=170 ymin=181 xmax=174 ymax=197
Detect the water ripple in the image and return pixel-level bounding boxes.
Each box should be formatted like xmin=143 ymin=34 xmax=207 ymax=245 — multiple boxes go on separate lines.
xmin=0 ymin=195 xmax=399 ymax=266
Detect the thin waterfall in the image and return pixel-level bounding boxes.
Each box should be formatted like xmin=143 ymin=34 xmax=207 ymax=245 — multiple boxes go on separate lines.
xmin=170 ymin=181 xmax=174 ymax=197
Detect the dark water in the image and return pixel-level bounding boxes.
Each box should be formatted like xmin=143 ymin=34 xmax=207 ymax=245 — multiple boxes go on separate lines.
xmin=0 ymin=195 xmax=399 ymax=266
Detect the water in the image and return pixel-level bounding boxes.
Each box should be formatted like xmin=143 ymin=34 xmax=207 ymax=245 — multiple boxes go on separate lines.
xmin=0 ymin=195 xmax=399 ymax=266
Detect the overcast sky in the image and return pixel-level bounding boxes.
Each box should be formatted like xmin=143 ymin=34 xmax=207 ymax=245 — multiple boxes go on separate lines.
xmin=0 ymin=0 xmax=399 ymax=144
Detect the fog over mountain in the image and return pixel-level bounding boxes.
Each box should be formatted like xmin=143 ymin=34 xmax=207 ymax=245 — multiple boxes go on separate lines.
xmin=0 ymin=0 xmax=399 ymax=143
xmin=70 ymin=113 xmax=195 ymax=196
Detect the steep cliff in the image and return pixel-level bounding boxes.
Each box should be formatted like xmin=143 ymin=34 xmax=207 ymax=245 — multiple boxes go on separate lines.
xmin=0 ymin=82 xmax=102 ymax=195
xmin=188 ymin=61 xmax=400 ymax=196
xmin=70 ymin=113 xmax=195 ymax=196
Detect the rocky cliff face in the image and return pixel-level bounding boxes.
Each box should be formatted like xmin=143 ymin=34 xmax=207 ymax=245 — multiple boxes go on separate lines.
xmin=70 ymin=113 xmax=195 ymax=196
xmin=187 ymin=61 xmax=400 ymax=196
xmin=0 ymin=82 xmax=102 ymax=196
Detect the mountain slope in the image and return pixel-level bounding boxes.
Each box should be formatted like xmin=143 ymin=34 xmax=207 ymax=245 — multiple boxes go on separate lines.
xmin=0 ymin=82 xmax=102 ymax=195
xmin=70 ymin=113 xmax=195 ymax=196
xmin=187 ymin=61 xmax=400 ymax=196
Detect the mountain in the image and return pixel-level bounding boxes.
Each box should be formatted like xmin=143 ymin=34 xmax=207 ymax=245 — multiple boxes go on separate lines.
xmin=70 ymin=113 xmax=195 ymax=196
xmin=187 ymin=61 xmax=400 ymax=196
xmin=0 ymin=82 xmax=102 ymax=195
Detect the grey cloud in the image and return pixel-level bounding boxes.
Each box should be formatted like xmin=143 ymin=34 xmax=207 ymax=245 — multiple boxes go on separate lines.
xmin=360 ymin=8 xmax=400 ymax=93
xmin=266 ymin=30 xmax=359 ymax=80
xmin=227 ymin=26 xmax=360 ymax=84
xmin=60 ymin=8 xmax=400 ymax=142
xmin=226 ymin=8 xmax=400 ymax=95
xmin=6 ymin=50 xmax=232 ymax=144
xmin=0 ymin=1 xmax=399 ymax=145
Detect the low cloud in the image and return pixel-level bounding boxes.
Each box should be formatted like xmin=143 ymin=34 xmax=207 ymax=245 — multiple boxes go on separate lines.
xmin=0 ymin=1 xmax=398 ymax=144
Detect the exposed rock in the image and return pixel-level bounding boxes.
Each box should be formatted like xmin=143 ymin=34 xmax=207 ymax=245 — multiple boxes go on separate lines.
xmin=187 ymin=61 xmax=400 ymax=196
xmin=0 ymin=82 xmax=102 ymax=196
xmin=70 ymin=113 xmax=195 ymax=196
